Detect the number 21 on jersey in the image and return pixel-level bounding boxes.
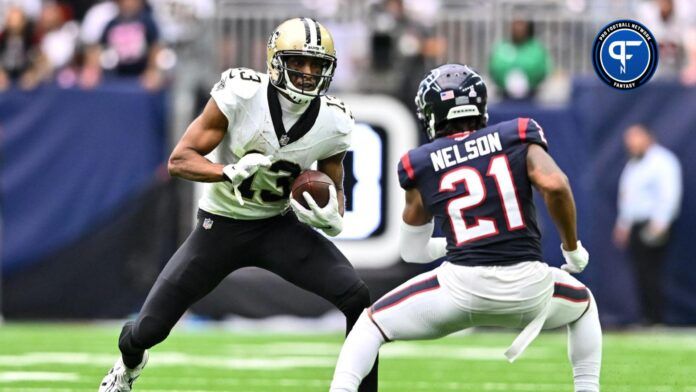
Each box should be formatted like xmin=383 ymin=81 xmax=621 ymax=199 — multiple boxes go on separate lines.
xmin=439 ymin=154 xmax=525 ymax=244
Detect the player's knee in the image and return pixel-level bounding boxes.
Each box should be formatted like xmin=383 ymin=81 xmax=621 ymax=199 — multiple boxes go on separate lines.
xmin=128 ymin=316 xmax=172 ymax=349
xmin=354 ymin=309 xmax=373 ymax=330
xmin=585 ymin=289 xmax=599 ymax=316
xmin=354 ymin=310 xmax=388 ymax=344
xmin=337 ymin=282 xmax=371 ymax=316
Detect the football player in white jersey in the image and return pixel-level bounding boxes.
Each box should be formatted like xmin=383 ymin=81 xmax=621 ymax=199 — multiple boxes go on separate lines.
xmin=329 ymin=65 xmax=602 ymax=392
xmin=98 ymin=18 xmax=378 ymax=392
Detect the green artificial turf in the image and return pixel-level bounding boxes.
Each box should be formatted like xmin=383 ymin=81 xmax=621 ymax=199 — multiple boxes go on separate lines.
xmin=0 ymin=323 xmax=694 ymax=391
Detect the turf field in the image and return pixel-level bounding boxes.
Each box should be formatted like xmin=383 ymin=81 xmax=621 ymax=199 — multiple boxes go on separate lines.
xmin=0 ymin=323 xmax=695 ymax=391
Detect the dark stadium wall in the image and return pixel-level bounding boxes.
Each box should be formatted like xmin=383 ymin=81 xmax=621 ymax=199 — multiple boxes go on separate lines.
xmin=3 ymin=180 xmax=179 ymax=319
xmin=0 ymin=82 xmax=175 ymax=318
xmin=572 ymin=78 xmax=696 ymax=326
xmin=0 ymin=81 xmax=168 ymax=276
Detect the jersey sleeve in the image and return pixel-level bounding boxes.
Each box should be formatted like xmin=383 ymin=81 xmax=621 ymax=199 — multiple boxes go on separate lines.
xmin=209 ymin=69 xmax=239 ymax=124
xmin=209 ymin=68 xmax=265 ymax=125
xmin=320 ymin=126 xmax=352 ymax=159
xmin=319 ymin=97 xmax=354 ymax=159
xmin=516 ymin=117 xmax=549 ymax=150
xmin=397 ymin=151 xmax=417 ymax=189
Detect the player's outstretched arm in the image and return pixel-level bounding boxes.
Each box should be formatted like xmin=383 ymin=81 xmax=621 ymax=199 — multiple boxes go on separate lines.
xmin=527 ymin=144 xmax=577 ymax=249
xmin=527 ymin=144 xmax=588 ymax=273
xmin=168 ymin=98 xmax=228 ymax=182
xmin=402 ymin=188 xmax=432 ymax=226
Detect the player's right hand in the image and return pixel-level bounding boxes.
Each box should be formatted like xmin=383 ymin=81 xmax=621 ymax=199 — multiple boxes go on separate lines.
xmin=290 ymin=185 xmax=344 ymax=237
xmin=560 ymin=241 xmax=589 ymax=274
xmin=222 ymin=153 xmax=272 ymax=205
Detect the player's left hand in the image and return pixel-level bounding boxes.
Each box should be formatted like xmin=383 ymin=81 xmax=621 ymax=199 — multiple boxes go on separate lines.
xmin=560 ymin=241 xmax=589 ymax=274
xmin=290 ymin=185 xmax=343 ymax=237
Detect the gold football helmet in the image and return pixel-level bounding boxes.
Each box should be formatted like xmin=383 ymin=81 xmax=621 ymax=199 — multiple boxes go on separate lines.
xmin=267 ymin=18 xmax=337 ymax=103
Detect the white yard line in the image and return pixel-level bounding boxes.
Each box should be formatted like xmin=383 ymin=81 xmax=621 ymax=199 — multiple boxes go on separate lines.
xmin=0 ymin=372 xmax=79 ymax=382
xmin=0 ymin=352 xmax=335 ymax=369
xmin=0 ymin=342 xmax=549 ymax=370
xmin=1 ymin=378 xmax=694 ymax=392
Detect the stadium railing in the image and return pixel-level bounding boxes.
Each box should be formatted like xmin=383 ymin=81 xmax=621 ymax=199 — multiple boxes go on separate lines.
xmin=211 ymin=0 xmax=641 ymax=78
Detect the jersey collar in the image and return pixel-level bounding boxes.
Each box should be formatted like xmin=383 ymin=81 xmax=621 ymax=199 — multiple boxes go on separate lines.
xmin=267 ymin=84 xmax=321 ymax=147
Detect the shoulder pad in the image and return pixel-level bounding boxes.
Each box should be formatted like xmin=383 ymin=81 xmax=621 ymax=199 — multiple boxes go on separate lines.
xmin=493 ymin=118 xmax=548 ymax=150
xmin=216 ymin=68 xmax=266 ymax=100
xmin=322 ymin=95 xmax=354 ymax=134
xmin=397 ymin=150 xmax=418 ymax=189
xmin=516 ymin=117 xmax=548 ymax=149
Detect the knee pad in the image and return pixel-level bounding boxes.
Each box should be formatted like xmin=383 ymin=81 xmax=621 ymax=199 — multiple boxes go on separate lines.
xmin=128 ymin=316 xmax=172 ymax=349
xmin=337 ymin=282 xmax=371 ymax=317
xmin=118 ymin=321 xmax=137 ymax=353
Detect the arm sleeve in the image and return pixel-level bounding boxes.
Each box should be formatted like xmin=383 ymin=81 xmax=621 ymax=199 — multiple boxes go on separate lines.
xmin=399 ymin=221 xmax=448 ymax=264
xmin=397 ymin=151 xmax=417 ymax=189
xmin=650 ymin=154 xmax=683 ymax=226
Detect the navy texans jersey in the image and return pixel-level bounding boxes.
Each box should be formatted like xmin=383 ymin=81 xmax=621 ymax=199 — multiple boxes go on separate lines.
xmin=398 ymin=118 xmax=548 ymax=266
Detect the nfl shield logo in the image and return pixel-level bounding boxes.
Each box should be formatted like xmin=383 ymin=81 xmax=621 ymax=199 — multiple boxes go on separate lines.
xmin=202 ymin=218 xmax=213 ymax=230
xmin=279 ymin=134 xmax=290 ymax=146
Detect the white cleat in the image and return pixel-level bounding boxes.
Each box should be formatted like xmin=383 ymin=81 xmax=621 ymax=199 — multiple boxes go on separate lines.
xmin=98 ymin=351 xmax=149 ymax=392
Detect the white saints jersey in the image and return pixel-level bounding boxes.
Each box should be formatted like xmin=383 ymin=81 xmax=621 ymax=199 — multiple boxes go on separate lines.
xmin=199 ymin=67 xmax=354 ymax=220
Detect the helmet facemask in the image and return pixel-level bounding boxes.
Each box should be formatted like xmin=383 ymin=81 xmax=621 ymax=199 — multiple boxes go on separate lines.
xmin=266 ymin=18 xmax=338 ymax=104
xmin=271 ymin=52 xmax=336 ymax=103
xmin=415 ymin=102 xmax=437 ymax=141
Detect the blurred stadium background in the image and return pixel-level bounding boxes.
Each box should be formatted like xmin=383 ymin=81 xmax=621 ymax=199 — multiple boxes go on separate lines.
xmin=1 ymin=0 xmax=696 ymax=390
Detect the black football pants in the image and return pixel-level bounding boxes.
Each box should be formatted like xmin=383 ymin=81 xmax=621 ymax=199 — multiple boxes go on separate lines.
xmin=628 ymin=221 xmax=670 ymax=325
xmin=118 ymin=209 xmax=378 ymax=391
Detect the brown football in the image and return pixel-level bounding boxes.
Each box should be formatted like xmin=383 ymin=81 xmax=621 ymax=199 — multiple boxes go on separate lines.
xmin=291 ymin=170 xmax=333 ymax=209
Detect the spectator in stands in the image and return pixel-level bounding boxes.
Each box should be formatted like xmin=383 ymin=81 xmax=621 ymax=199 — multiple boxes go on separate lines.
xmin=0 ymin=6 xmax=39 ymax=90
xmin=0 ymin=0 xmax=42 ymax=20
xmin=363 ymin=0 xmax=444 ymax=109
xmin=148 ymin=0 xmax=215 ymax=144
xmin=80 ymin=0 xmax=163 ymax=90
xmin=637 ymin=0 xmax=696 ymax=82
xmin=489 ymin=18 xmax=552 ymax=100
xmin=80 ymin=0 xmax=118 ymax=48
xmin=34 ymin=1 xmax=80 ymax=87
xmin=613 ymin=124 xmax=682 ymax=326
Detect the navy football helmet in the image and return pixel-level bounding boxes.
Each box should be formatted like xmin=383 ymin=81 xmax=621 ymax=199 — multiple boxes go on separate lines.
xmin=414 ymin=64 xmax=488 ymax=140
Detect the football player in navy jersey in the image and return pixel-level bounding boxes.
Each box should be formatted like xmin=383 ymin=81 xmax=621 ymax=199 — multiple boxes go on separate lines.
xmin=330 ymin=64 xmax=601 ymax=392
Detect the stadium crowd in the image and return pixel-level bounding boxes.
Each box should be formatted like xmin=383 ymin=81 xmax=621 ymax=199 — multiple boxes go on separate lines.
xmin=0 ymin=0 xmax=214 ymax=91
xmin=1 ymin=0 xmax=694 ymax=95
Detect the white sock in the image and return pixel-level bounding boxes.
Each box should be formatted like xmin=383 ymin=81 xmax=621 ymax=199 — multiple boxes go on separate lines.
xmin=567 ymin=291 xmax=602 ymax=392
xmin=330 ymin=310 xmax=385 ymax=392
